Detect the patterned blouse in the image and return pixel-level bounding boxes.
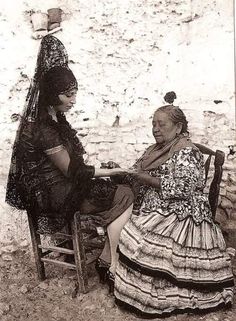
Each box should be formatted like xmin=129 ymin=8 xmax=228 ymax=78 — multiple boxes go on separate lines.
xmin=130 ymin=147 xmax=213 ymax=225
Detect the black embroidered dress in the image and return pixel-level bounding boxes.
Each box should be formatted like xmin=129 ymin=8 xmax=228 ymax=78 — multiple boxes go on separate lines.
xmin=16 ymin=113 xmax=133 ymax=233
xmin=5 ymin=35 xmax=133 ymax=234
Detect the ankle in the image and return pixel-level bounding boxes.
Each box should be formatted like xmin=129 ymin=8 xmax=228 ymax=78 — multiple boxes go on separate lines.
xmin=97 ymin=258 xmax=110 ymax=268
xmin=107 ymin=270 xmax=115 ymax=294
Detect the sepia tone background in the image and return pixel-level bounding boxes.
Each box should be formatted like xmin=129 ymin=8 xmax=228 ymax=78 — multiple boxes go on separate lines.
xmin=0 ymin=1 xmax=235 ymax=320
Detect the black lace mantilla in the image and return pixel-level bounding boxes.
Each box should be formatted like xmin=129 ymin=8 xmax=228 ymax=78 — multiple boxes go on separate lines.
xmin=6 ymin=35 xmax=71 ymax=210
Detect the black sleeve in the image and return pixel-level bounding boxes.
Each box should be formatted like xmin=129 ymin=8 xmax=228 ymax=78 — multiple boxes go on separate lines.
xmin=67 ymin=156 xmax=95 ymax=183
xmin=37 ymin=124 xmax=64 ymax=152
xmin=38 ymin=123 xmax=95 ymax=181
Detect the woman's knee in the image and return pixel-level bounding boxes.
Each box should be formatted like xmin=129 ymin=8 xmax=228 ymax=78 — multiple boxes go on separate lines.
xmin=117 ymin=185 xmax=135 ymax=203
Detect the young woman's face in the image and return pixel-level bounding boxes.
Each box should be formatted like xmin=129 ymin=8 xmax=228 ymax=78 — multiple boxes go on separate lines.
xmin=152 ymin=111 xmax=182 ymax=145
xmin=54 ymin=88 xmax=78 ymax=112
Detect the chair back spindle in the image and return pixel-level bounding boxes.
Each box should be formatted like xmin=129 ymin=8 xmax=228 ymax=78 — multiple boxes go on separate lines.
xmin=194 ymin=143 xmax=225 ymax=219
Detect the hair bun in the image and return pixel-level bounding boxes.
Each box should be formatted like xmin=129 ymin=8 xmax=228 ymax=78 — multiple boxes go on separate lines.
xmin=164 ymin=91 xmax=177 ymax=104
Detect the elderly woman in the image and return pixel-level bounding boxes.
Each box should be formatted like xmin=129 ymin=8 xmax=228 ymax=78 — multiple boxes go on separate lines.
xmin=113 ymin=105 xmax=234 ymax=317
xmin=5 ymin=35 xmax=133 ymax=278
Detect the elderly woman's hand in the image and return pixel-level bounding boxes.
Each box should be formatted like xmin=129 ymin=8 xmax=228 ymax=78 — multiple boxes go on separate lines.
xmin=130 ymin=171 xmax=161 ymax=188
xmin=100 ymin=161 xmax=121 ymax=169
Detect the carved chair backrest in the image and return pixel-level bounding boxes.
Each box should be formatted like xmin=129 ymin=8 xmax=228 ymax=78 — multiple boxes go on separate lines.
xmin=194 ymin=143 xmax=225 ymax=219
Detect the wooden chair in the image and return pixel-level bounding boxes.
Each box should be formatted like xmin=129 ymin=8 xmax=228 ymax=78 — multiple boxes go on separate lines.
xmin=27 ymin=210 xmax=104 ymax=294
xmin=194 ymin=143 xmax=225 ymax=219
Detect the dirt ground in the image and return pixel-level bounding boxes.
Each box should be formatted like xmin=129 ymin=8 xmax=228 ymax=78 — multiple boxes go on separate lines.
xmin=0 ymin=251 xmax=235 ymax=321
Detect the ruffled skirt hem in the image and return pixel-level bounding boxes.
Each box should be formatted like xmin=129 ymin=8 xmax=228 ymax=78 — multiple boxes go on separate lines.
xmin=114 ymin=262 xmax=234 ymax=318
xmin=115 ymin=297 xmax=233 ymax=319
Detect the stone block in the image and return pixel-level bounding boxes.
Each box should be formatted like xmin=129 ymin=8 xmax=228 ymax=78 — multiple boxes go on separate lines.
xmin=220 ymin=197 xmax=233 ymax=210
xmin=2 ymin=244 xmax=18 ymax=253
xmin=122 ymin=133 xmax=137 ymax=144
xmin=84 ymin=144 xmax=97 ymax=155
xmin=220 ymin=187 xmax=227 ymax=196
xmin=222 ymin=221 xmax=236 ymax=249
xmin=125 ymin=144 xmax=136 ymax=153
xmin=134 ymin=143 xmax=146 ymax=153
xmin=97 ymin=143 xmax=112 ymax=152
xmin=215 ymin=207 xmax=227 ymax=225
xmin=230 ymin=210 xmax=236 ymax=219
xmin=227 ymin=173 xmax=236 ymax=184
xmin=19 ymin=240 xmax=29 ymax=248
xmin=225 ymin=190 xmax=236 ymax=203
xmin=90 ymin=135 xmax=117 ymax=143
xmin=226 ymin=185 xmax=236 ymax=193
xmin=97 ymin=151 xmax=112 ymax=162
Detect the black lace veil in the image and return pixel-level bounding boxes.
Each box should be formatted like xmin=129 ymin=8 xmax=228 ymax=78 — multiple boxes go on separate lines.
xmin=5 ymin=35 xmax=70 ymax=209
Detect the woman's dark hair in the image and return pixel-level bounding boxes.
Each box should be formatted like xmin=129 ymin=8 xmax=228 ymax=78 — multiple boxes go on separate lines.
xmin=155 ymin=105 xmax=189 ymax=134
xmin=164 ymin=91 xmax=177 ymax=104
xmin=38 ymin=66 xmax=77 ymax=119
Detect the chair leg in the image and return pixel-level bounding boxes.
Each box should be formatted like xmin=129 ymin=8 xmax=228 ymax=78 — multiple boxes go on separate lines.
xmin=65 ymin=224 xmax=73 ymax=250
xmin=27 ymin=213 xmax=46 ymax=281
xmin=71 ymin=212 xmax=88 ymax=293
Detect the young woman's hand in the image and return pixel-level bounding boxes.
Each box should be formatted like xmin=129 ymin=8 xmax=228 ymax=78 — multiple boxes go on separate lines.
xmin=94 ymin=167 xmax=128 ymax=177
xmin=108 ymin=168 xmax=129 ymax=176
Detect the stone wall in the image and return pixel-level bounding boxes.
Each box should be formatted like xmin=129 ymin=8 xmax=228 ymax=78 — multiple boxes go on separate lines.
xmin=0 ymin=0 xmax=235 ymax=259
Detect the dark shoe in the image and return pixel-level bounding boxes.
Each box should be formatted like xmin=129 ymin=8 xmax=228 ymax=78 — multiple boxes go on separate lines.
xmin=107 ymin=270 xmax=115 ymax=294
xmin=95 ymin=258 xmax=110 ymax=283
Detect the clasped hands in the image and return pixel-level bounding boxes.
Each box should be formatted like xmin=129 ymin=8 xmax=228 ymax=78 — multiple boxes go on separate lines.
xmin=100 ymin=161 xmax=135 ymax=176
xmin=101 ymin=161 xmax=154 ymax=185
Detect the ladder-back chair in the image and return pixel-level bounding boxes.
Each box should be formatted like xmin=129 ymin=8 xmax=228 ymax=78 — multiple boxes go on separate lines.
xmin=27 ymin=210 xmax=104 ymax=294
xmin=194 ymin=143 xmax=225 ymax=219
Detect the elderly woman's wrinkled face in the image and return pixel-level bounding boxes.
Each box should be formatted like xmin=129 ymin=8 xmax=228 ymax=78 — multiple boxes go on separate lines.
xmin=152 ymin=111 xmax=182 ymax=145
xmin=54 ymin=88 xmax=78 ymax=113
